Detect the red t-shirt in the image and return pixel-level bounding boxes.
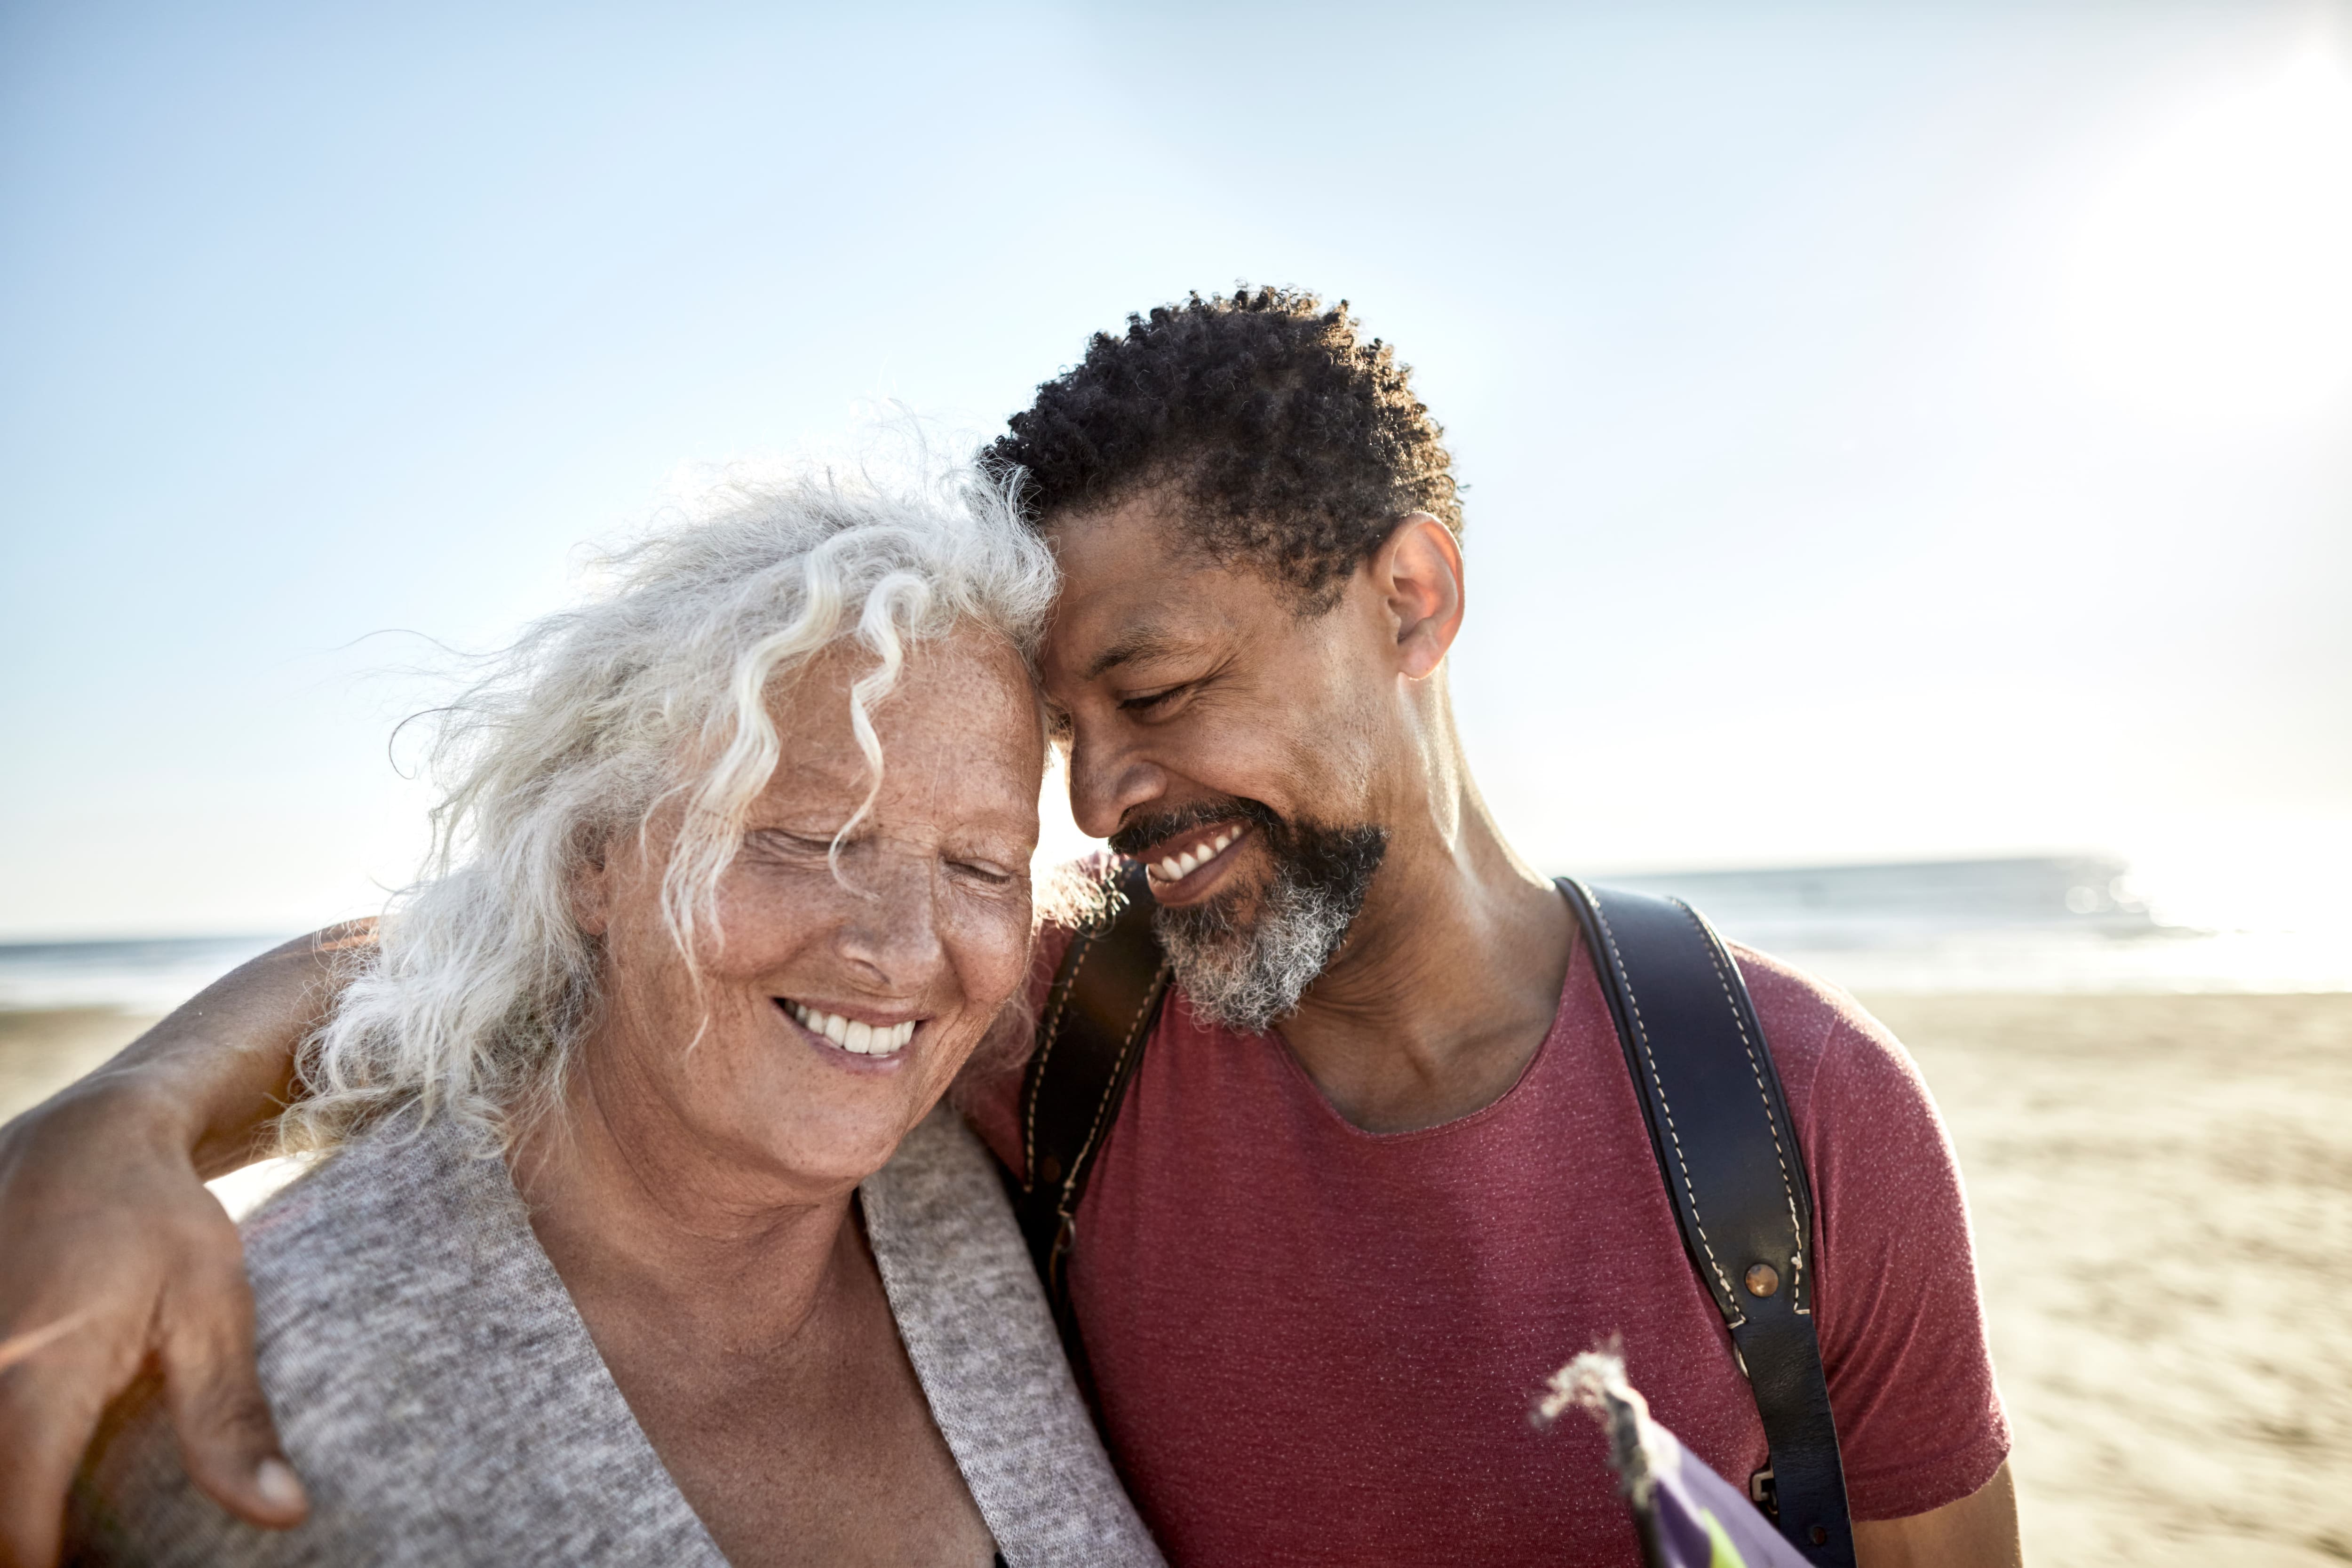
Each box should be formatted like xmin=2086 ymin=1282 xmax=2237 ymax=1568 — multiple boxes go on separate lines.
xmin=964 ymin=924 xmax=2008 ymax=1566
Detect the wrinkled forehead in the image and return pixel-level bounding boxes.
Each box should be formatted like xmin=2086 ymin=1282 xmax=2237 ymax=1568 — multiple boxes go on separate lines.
xmin=1039 ymin=499 xmax=1295 ymax=685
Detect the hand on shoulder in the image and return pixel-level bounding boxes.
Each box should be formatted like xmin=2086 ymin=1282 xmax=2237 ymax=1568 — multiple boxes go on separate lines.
xmin=0 ymin=928 xmax=353 ymax=1566
xmin=0 ymin=1080 xmax=306 ymax=1568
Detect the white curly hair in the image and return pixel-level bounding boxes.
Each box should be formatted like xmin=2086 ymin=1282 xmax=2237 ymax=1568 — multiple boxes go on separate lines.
xmin=285 ymin=464 xmax=1060 ymax=1152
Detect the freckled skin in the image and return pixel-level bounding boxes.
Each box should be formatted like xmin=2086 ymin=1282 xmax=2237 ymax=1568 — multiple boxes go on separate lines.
xmin=511 ymin=627 xmax=1041 ymax=1568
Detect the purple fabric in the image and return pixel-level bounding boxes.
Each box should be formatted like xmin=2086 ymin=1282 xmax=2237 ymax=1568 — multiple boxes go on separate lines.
xmin=1637 ymin=1418 xmax=1812 ymax=1568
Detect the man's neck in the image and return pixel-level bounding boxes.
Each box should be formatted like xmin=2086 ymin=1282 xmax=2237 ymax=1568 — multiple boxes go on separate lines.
xmin=1277 ymin=772 xmax=1576 ymax=1135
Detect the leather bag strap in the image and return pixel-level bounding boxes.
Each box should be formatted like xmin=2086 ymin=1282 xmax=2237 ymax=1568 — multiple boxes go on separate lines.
xmin=1013 ymin=859 xmax=1170 ymax=1387
xmin=1558 ymin=877 xmax=1855 ymax=1568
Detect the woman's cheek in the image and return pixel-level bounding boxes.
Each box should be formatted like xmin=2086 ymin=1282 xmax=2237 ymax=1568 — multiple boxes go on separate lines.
xmin=947 ymin=894 xmax=1034 ymax=1019
xmin=708 ymin=863 xmax=831 ymax=959
xmin=980 ymin=898 xmax=1036 ymax=1012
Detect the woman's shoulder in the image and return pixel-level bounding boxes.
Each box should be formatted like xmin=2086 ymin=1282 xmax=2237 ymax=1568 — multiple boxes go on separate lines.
xmin=230 ymin=1118 xmax=582 ymax=1443
xmin=233 ymin=1114 xmax=517 ymax=1301
xmin=861 ymin=1109 xmax=1165 ymax=1568
xmin=70 ymin=1117 xmax=725 ymax=1567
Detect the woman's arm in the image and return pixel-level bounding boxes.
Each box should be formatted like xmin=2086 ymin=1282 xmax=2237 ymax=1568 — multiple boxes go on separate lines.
xmin=0 ymin=922 xmax=373 ymax=1568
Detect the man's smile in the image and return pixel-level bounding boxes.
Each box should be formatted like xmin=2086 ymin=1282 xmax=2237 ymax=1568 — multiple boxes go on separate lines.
xmin=1138 ymin=821 xmax=1250 ymax=902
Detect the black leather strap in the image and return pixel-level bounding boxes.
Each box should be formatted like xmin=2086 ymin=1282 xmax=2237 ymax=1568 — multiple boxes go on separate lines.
xmin=1559 ymin=877 xmax=1854 ymax=1568
xmin=1012 ymin=859 xmax=1170 ymax=1386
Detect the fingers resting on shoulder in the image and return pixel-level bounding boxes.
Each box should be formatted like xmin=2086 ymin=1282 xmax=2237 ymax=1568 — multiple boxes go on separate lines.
xmin=0 ymin=1088 xmax=305 ymax=1568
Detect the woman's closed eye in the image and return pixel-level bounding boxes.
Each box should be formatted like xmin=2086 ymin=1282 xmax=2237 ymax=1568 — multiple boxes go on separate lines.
xmin=744 ymin=828 xmax=842 ymax=861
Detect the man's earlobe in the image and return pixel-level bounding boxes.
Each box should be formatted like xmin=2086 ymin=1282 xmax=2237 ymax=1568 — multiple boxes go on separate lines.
xmin=1380 ymin=513 xmax=1466 ymax=680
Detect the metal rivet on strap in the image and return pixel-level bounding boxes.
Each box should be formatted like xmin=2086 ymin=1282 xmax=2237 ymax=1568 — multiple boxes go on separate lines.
xmin=1037 ymin=1154 xmax=1063 ymax=1187
xmin=1743 ymin=1263 xmax=1780 ymax=1298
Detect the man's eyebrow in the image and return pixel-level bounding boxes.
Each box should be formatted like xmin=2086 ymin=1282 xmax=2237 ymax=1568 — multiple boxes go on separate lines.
xmin=1083 ymin=628 xmax=1187 ymax=681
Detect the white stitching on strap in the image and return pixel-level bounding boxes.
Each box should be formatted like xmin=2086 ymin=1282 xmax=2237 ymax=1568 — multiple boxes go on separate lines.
xmin=1023 ymin=930 xmax=1095 ymax=1191
xmin=1586 ymin=889 xmax=1746 ymax=1327
xmin=1057 ymin=963 xmax=1168 ymax=1225
xmin=1678 ymin=900 xmax=1812 ymax=1316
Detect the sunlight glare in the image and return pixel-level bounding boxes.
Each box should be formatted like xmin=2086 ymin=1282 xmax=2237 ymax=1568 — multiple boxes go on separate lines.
xmin=2064 ymin=48 xmax=2352 ymax=427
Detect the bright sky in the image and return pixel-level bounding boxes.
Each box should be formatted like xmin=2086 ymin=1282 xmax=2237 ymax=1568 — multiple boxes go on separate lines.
xmin=3 ymin=1 xmax=2348 ymax=940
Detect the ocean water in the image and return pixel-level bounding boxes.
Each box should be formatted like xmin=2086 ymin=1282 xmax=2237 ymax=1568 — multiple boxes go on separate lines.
xmin=3 ymin=853 xmax=2347 ymax=1015
xmin=1597 ymin=854 xmax=2352 ymax=994
xmin=0 ymin=935 xmax=289 ymax=1014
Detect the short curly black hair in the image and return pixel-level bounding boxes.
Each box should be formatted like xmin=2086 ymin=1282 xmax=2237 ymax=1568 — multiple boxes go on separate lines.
xmin=985 ymin=287 xmax=1462 ymax=606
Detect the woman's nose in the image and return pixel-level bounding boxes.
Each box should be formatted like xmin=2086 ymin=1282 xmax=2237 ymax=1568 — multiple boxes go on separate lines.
xmin=831 ymin=855 xmax=947 ymax=986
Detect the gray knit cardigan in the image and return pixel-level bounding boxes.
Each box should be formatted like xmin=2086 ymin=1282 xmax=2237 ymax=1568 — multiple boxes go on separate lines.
xmin=68 ymin=1104 xmax=1162 ymax=1568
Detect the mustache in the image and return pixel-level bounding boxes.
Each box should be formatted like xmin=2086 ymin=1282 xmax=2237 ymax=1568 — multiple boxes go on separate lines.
xmin=1108 ymin=797 xmax=1285 ymax=859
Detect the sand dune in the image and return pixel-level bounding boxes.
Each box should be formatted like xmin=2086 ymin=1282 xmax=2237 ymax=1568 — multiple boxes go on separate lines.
xmin=6 ymin=994 xmax=2349 ymax=1563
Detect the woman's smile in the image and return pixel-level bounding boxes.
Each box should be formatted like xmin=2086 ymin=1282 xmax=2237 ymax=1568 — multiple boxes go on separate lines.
xmin=779 ymin=998 xmax=922 ymax=1060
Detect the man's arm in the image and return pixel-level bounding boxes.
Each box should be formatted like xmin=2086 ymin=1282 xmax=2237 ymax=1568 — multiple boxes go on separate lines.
xmin=1854 ymin=1460 xmax=2023 ymax=1568
xmin=0 ymin=923 xmax=371 ymax=1568
xmin=1729 ymin=952 xmax=2020 ymax=1567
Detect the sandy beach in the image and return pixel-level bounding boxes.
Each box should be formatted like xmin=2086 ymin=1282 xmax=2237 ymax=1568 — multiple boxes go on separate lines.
xmin=0 ymin=1009 xmax=159 ymax=1130
xmin=1859 ymin=992 xmax=2352 ymax=1568
xmin=6 ymin=993 xmax=2349 ymax=1563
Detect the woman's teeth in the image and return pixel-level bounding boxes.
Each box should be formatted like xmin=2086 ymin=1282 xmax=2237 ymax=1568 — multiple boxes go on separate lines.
xmin=1154 ymin=828 xmax=1238 ymax=883
xmin=788 ymin=1003 xmax=916 ymax=1056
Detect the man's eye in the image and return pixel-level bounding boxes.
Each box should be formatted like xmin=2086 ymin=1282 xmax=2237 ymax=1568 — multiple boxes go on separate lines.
xmin=952 ymin=860 xmax=1019 ymax=886
xmin=1118 ymin=683 xmax=1188 ymax=713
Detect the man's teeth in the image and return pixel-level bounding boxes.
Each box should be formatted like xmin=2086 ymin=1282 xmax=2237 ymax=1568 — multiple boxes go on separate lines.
xmin=1155 ymin=829 xmax=1237 ymax=883
xmin=788 ymin=1004 xmax=916 ymax=1056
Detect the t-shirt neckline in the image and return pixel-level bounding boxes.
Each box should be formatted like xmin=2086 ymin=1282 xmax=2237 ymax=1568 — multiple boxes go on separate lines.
xmin=1255 ymin=924 xmax=1588 ymax=1146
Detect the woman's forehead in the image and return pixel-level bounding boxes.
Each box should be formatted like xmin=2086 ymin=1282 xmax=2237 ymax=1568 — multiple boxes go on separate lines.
xmin=773 ymin=637 xmax=1037 ymax=746
xmin=756 ymin=635 xmax=1042 ymax=822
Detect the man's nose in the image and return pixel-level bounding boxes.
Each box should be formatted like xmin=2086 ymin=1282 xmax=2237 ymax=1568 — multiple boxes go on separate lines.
xmin=1065 ymin=724 xmax=1168 ymax=841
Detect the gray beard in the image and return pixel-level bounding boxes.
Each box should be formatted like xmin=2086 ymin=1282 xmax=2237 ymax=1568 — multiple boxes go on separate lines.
xmin=1152 ymin=822 xmax=1388 ymax=1033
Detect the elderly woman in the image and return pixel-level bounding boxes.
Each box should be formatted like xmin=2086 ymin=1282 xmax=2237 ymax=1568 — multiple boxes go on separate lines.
xmin=64 ymin=475 xmax=1160 ymax=1567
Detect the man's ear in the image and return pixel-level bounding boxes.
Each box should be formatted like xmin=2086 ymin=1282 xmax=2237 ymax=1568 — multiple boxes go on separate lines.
xmin=1372 ymin=513 xmax=1465 ymax=680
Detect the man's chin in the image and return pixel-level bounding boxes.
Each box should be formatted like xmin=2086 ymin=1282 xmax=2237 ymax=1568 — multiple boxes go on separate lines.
xmin=1154 ymin=879 xmax=1351 ymax=1034
xmin=1133 ymin=812 xmax=1388 ymax=1032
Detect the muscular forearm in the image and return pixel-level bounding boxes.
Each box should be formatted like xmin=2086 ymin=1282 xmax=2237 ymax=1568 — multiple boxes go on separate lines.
xmin=0 ymin=925 xmax=368 ymax=1563
xmin=36 ymin=920 xmax=376 ymax=1177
